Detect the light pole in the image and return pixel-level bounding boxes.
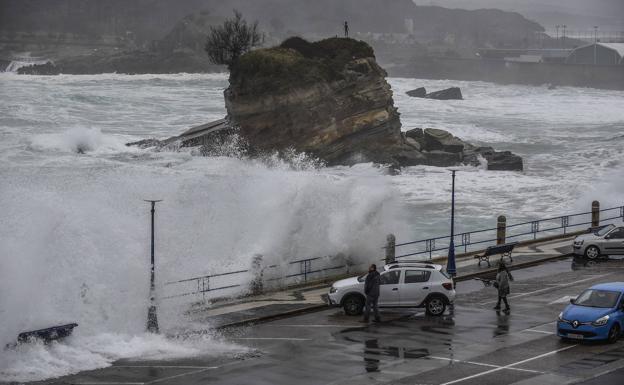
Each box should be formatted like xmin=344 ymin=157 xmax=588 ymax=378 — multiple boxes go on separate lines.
xmin=562 ymin=25 xmax=567 ymax=47
xmin=145 ymin=199 xmax=162 ymax=334
xmin=594 ymin=26 xmax=599 ymax=65
xmin=446 ymin=170 xmax=457 ymax=276
xmin=555 ymin=25 xmax=560 ymax=46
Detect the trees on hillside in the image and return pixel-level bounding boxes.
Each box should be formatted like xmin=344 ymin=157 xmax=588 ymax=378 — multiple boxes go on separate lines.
xmin=204 ymin=10 xmax=263 ymax=69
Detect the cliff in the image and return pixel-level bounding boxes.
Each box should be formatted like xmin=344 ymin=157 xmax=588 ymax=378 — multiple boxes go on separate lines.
xmin=224 ymin=37 xmax=414 ymax=166
xmin=223 ymin=37 xmax=522 ymax=170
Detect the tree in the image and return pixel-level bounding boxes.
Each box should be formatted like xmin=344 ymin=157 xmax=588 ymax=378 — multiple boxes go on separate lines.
xmin=205 ymin=10 xmax=263 ymax=69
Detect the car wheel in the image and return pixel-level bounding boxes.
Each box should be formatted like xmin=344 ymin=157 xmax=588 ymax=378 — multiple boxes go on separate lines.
xmin=584 ymin=245 xmax=600 ymax=260
xmin=343 ymin=295 xmax=364 ymax=316
xmin=425 ymin=296 xmax=446 ymax=316
xmin=607 ymin=323 xmax=621 ymax=344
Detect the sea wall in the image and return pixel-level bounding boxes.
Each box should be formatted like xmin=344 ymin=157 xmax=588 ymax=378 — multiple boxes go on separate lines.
xmin=389 ymin=57 xmax=624 ymax=90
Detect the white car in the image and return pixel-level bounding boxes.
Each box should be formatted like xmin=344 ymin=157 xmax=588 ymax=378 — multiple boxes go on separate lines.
xmin=327 ymin=262 xmax=456 ymax=316
xmin=573 ymin=224 xmax=624 ymax=259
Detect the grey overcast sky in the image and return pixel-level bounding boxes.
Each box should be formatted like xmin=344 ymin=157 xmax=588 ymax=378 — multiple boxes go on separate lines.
xmin=413 ymin=0 xmax=624 ymax=30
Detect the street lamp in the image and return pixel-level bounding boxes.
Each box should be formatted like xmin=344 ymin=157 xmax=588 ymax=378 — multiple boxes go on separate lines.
xmin=562 ymin=25 xmax=567 ymax=47
xmin=144 ymin=199 xmax=162 ymax=334
xmin=594 ymin=26 xmax=599 ymax=65
xmin=555 ymin=25 xmax=560 ymax=45
xmin=446 ymin=170 xmax=457 ymax=276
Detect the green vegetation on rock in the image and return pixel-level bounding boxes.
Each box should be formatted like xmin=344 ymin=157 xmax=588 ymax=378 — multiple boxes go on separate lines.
xmin=230 ymin=37 xmax=376 ymax=94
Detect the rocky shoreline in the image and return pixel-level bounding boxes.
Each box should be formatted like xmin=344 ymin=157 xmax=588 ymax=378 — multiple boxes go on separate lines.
xmin=128 ymin=37 xmax=523 ymax=171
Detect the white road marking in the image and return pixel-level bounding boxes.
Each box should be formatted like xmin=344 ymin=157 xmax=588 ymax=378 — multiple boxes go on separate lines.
xmin=114 ymin=366 xmax=218 ymax=369
xmin=428 ymin=356 xmax=544 ymax=374
xmin=271 ymin=324 xmax=362 ymax=328
xmin=480 ymin=275 xmax=607 ymax=305
xmin=146 ymin=368 xmax=214 ymax=384
xmin=73 ymin=383 xmax=145 ymax=385
xmin=523 ymin=329 xmax=556 ymax=335
xmin=548 ymin=295 xmax=576 ymax=304
xmin=233 ymin=337 xmax=312 ymax=341
xmin=438 ymin=345 xmax=577 ymax=385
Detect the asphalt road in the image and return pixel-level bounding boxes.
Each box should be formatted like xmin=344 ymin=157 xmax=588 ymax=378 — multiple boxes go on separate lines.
xmin=33 ymin=257 xmax=624 ymax=385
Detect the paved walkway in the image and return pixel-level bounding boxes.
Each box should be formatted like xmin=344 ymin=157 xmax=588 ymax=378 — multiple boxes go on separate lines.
xmin=191 ymin=238 xmax=574 ymax=329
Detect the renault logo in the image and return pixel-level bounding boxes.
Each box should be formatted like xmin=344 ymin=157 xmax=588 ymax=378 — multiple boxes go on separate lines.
xmin=572 ymin=320 xmax=579 ymax=328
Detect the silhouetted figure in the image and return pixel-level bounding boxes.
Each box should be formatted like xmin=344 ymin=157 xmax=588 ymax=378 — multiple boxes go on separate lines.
xmin=494 ymin=262 xmax=513 ymax=313
xmin=344 ymin=21 xmax=349 ymax=37
xmin=363 ymin=264 xmax=380 ymax=323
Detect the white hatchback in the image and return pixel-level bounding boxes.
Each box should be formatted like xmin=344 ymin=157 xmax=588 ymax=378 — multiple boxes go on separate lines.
xmin=327 ymin=262 xmax=456 ymax=316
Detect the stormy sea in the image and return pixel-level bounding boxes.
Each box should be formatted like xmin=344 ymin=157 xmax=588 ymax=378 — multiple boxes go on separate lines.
xmin=1 ymin=72 xmax=623 ymax=381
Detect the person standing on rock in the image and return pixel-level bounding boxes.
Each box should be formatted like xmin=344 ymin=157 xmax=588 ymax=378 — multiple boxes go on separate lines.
xmin=344 ymin=21 xmax=349 ymax=37
xmin=494 ymin=262 xmax=513 ymax=313
xmin=363 ymin=264 xmax=381 ymax=323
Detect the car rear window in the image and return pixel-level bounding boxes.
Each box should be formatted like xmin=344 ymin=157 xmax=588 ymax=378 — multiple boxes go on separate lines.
xmin=575 ymin=289 xmax=621 ymax=308
xmin=404 ymin=270 xmax=431 ymax=283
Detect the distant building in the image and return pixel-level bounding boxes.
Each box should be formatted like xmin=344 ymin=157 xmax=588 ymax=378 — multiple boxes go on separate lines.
xmin=477 ymin=48 xmax=572 ymax=64
xmin=566 ymin=43 xmax=624 ymax=65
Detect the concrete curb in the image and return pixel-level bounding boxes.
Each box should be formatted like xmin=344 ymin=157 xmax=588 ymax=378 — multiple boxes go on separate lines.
xmin=214 ymin=303 xmax=329 ymax=331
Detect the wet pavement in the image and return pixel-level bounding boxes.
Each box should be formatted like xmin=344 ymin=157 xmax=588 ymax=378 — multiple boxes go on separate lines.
xmin=32 ymin=255 xmax=624 ymax=385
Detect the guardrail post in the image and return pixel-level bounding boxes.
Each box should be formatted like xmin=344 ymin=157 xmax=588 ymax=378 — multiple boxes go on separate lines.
xmin=497 ymin=215 xmax=506 ymax=245
xmin=385 ymin=234 xmax=396 ymax=264
xmin=250 ymin=254 xmax=264 ymax=295
xmin=592 ymin=200 xmax=600 ymax=227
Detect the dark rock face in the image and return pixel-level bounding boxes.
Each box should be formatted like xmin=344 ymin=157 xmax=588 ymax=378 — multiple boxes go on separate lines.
xmin=423 ymin=128 xmax=464 ymax=153
xmin=406 ymin=87 xmax=427 ymax=97
xmin=224 ymin=37 xmax=407 ymax=166
xmin=463 ymin=146 xmax=523 ymax=171
xmin=17 ymin=62 xmax=58 ymax=75
xmin=426 ymin=87 xmax=463 ymax=100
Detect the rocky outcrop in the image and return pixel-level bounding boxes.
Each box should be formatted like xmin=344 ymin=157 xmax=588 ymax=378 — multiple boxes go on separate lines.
xmin=403 ymin=128 xmax=523 ymax=170
xmin=406 ymin=86 xmax=464 ymax=100
xmin=406 ymin=87 xmax=427 ymax=97
xmin=127 ymin=37 xmax=522 ymax=171
xmin=224 ymin=37 xmax=408 ymax=166
xmin=426 ymin=87 xmax=463 ymax=100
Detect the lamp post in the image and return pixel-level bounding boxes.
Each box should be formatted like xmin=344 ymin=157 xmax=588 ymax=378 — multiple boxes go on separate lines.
xmin=555 ymin=25 xmax=560 ymax=46
xmin=145 ymin=199 xmax=162 ymax=334
xmin=594 ymin=26 xmax=599 ymax=65
xmin=446 ymin=170 xmax=457 ymax=276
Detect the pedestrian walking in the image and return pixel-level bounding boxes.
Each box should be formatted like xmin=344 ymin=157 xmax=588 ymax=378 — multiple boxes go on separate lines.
xmin=344 ymin=21 xmax=349 ymax=37
xmin=363 ymin=263 xmax=381 ymax=323
xmin=494 ymin=262 xmax=513 ymax=313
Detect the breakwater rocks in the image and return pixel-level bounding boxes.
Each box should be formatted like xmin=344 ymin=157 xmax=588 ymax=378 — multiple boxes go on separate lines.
xmin=406 ymin=86 xmax=463 ymax=100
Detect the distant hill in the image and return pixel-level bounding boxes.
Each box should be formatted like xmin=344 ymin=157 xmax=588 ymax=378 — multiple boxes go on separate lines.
xmin=1 ymin=0 xmax=544 ymax=48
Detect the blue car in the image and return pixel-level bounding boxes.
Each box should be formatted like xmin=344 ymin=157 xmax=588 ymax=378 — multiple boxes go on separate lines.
xmin=557 ymin=282 xmax=624 ymax=343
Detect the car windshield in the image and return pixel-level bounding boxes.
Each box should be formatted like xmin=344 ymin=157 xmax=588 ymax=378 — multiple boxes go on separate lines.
xmin=595 ymin=224 xmax=615 ymax=236
xmin=574 ymin=289 xmax=621 ymax=308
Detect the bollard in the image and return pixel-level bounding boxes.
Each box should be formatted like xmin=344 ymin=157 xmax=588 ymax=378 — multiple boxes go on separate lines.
xmin=591 ymin=201 xmax=600 ymax=227
xmin=250 ymin=254 xmax=264 ymax=295
xmin=385 ymin=234 xmax=396 ymax=265
xmin=497 ymin=215 xmax=506 ymax=245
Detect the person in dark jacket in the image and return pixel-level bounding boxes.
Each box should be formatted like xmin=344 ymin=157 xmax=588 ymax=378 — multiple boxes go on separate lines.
xmin=363 ymin=264 xmax=381 ymax=322
xmin=494 ymin=262 xmax=513 ymax=313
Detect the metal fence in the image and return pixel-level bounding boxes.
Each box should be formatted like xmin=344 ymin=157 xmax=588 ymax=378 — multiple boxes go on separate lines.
xmin=159 ymin=203 xmax=623 ymax=302
xmin=394 ymin=205 xmax=624 ymax=261
xmin=161 ymin=255 xmax=352 ymax=302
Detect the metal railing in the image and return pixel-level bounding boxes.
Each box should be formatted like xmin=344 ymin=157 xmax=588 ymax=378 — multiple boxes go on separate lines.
xmin=393 ymin=205 xmax=624 ymax=261
xmin=160 ymin=202 xmax=623 ymax=302
xmin=161 ymin=255 xmax=351 ymax=302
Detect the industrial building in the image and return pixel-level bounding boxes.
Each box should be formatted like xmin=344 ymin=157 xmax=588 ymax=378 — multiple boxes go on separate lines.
xmin=565 ymin=43 xmax=624 ymax=65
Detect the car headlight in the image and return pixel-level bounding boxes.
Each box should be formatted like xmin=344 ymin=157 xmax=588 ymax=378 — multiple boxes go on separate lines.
xmin=592 ymin=315 xmax=610 ymax=326
xmin=558 ymin=312 xmax=563 ymax=321
xmin=574 ymin=239 xmax=584 ymax=245
xmin=329 ymin=287 xmax=337 ymax=294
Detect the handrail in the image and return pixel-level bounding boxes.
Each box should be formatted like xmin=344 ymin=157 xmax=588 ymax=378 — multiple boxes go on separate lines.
xmin=392 ymin=205 xmax=623 ymax=260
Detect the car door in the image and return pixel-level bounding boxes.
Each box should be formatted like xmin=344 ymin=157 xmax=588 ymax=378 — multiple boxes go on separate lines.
xmin=378 ymin=270 xmax=401 ymax=307
xmin=603 ymin=227 xmax=624 ymax=255
xmin=399 ymin=269 xmax=432 ymax=307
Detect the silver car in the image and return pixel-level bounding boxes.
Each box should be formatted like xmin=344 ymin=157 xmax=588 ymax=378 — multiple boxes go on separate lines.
xmin=573 ymin=224 xmax=624 ymax=259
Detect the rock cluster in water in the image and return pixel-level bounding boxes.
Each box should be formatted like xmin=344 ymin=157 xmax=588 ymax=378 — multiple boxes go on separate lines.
xmin=406 ymin=86 xmax=463 ymax=100
xmin=129 ymin=37 xmax=522 ymax=171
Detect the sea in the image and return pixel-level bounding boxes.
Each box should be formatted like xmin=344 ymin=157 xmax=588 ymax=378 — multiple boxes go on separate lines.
xmin=1 ymin=72 xmax=623 ymax=381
